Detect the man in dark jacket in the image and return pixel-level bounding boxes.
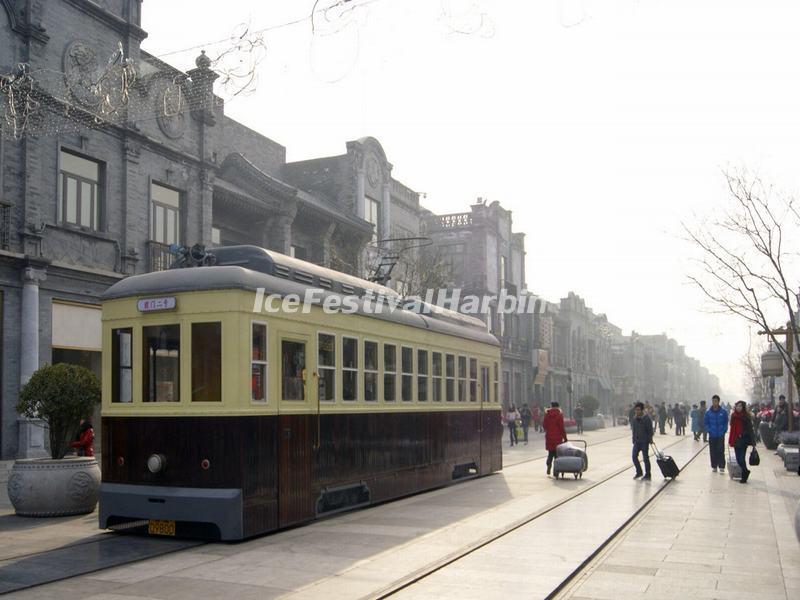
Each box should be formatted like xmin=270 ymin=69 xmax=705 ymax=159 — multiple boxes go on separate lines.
xmin=631 ymin=402 xmax=654 ymax=480
xmin=519 ymin=404 xmax=533 ymax=444
xmin=773 ymin=395 xmax=789 ymax=433
xmin=657 ymin=403 xmax=667 ymax=435
xmin=704 ymin=394 xmax=728 ymax=472
xmin=698 ymin=400 xmax=708 ymax=442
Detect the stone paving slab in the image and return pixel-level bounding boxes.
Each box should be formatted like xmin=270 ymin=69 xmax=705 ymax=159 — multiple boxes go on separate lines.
xmin=558 ymin=444 xmax=800 ymax=600
xmin=390 ymin=436 xmax=704 ymax=599
xmin=0 ymin=428 xmax=635 ymax=599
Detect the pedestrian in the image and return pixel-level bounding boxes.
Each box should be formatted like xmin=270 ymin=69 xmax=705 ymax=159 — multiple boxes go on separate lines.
xmin=532 ymin=405 xmax=542 ymax=433
xmin=704 ymin=395 xmax=729 ymax=473
xmin=672 ymin=404 xmax=682 ymax=435
xmin=690 ymin=404 xmax=701 ymax=440
xmin=574 ymin=402 xmax=584 ymax=434
xmin=729 ymin=400 xmax=755 ymax=484
xmin=70 ymin=417 xmax=94 ymax=457
xmin=520 ymin=403 xmax=532 ymax=445
xmin=631 ymin=402 xmax=653 ymax=480
xmin=628 ymin=403 xmax=636 ymax=429
xmin=657 ymin=403 xmax=667 ymax=435
xmin=773 ymin=395 xmax=789 ymax=433
xmin=666 ymin=404 xmax=673 ymax=429
xmin=698 ymin=400 xmax=708 ymax=442
xmin=676 ymin=404 xmax=687 ymax=436
xmin=543 ymin=401 xmax=567 ymax=476
xmin=506 ymin=405 xmax=520 ymax=446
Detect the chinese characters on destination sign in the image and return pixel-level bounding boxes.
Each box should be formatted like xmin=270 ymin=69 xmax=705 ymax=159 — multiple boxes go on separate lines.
xmin=137 ymin=297 xmax=177 ymax=312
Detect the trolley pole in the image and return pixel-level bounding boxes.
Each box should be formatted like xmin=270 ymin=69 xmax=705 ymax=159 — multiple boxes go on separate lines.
xmin=757 ymin=323 xmax=796 ymax=432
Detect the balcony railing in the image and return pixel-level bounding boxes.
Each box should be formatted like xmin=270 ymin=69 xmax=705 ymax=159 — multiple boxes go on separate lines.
xmin=0 ymin=202 xmax=10 ymax=250
xmin=501 ymin=337 xmax=530 ymax=355
xmin=428 ymin=212 xmax=473 ymax=230
xmin=148 ymin=241 xmax=174 ymax=272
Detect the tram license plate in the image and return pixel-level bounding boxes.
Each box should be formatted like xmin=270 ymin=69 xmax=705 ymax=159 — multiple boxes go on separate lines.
xmin=148 ymin=519 xmax=175 ymax=536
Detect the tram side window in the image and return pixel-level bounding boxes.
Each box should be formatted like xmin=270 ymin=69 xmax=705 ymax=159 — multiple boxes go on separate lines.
xmin=432 ymin=352 xmax=442 ymax=402
xmin=251 ymin=322 xmax=267 ymax=403
xmin=417 ymin=349 xmax=429 ymax=402
xmin=384 ymin=343 xmax=397 ymax=402
xmin=192 ymin=322 xmax=221 ymax=402
xmin=318 ymin=333 xmax=335 ymax=402
xmin=401 ymin=346 xmax=413 ymax=402
xmin=112 ymin=328 xmax=132 ymax=403
xmin=364 ymin=340 xmax=378 ymax=402
xmin=469 ymin=358 xmax=478 ymax=402
xmin=494 ymin=361 xmax=499 ymax=403
xmin=342 ymin=336 xmax=358 ymax=401
xmin=445 ymin=353 xmax=455 ymax=402
xmin=458 ymin=356 xmax=467 ymax=402
xmin=282 ymin=340 xmax=306 ymax=401
xmin=142 ymin=324 xmax=180 ymax=402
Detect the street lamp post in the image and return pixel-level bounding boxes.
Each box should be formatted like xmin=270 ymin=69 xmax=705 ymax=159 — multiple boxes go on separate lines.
xmin=568 ymin=367 xmax=574 ymax=418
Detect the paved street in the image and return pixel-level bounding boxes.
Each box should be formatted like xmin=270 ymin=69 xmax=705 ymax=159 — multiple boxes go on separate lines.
xmin=4 ymin=427 xmax=786 ymax=600
xmin=558 ymin=444 xmax=800 ymax=600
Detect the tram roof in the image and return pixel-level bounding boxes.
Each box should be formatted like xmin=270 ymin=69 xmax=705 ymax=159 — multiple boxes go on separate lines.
xmin=102 ymin=246 xmax=499 ymax=347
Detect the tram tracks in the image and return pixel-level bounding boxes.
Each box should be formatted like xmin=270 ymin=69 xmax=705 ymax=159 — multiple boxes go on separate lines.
xmin=0 ymin=432 xmax=688 ymax=597
xmin=374 ymin=435 xmax=706 ymax=599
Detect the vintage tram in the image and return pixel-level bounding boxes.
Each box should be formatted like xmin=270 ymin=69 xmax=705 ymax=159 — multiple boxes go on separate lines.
xmin=99 ymin=245 xmax=502 ymax=540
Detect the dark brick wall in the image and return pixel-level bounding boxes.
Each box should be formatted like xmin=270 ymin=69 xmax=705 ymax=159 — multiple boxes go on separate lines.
xmin=217 ymin=117 xmax=286 ymax=176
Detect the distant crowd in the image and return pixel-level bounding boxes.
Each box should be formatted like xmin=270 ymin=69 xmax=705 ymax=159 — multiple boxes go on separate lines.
xmin=499 ymin=394 xmax=796 ymax=482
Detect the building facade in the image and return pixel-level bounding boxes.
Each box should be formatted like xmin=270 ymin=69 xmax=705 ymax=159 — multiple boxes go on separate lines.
xmin=423 ymin=201 xmax=532 ymax=410
xmin=0 ymin=0 xmax=424 ymax=458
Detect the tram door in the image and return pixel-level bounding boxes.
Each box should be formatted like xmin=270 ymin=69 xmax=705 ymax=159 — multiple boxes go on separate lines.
xmin=479 ymin=365 xmax=493 ymax=475
xmin=277 ymin=333 xmax=316 ymax=527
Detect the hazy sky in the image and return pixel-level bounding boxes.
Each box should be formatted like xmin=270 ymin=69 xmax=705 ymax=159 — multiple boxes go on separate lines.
xmin=142 ymin=0 xmax=800 ymax=400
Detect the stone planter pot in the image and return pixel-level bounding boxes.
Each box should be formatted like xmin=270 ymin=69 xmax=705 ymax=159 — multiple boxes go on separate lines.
xmin=795 ymin=500 xmax=800 ymax=543
xmin=6 ymin=457 xmax=101 ymax=517
xmin=582 ymin=417 xmax=605 ymax=431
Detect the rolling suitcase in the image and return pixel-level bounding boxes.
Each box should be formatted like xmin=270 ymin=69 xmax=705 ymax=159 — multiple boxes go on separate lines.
xmin=651 ymin=442 xmax=679 ymax=479
xmin=553 ymin=440 xmax=588 ymax=479
xmin=727 ymin=448 xmax=742 ymax=480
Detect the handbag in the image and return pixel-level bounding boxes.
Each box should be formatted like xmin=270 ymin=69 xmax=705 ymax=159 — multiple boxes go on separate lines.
xmin=749 ymin=447 xmax=760 ymax=466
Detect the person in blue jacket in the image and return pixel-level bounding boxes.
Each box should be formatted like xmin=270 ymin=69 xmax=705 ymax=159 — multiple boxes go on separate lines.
xmin=704 ymin=394 xmax=729 ymax=472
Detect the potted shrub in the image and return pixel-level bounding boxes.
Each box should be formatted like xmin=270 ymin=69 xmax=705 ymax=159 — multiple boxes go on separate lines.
xmin=579 ymin=395 xmax=604 ymax=430
xmin=7 ymin=363 xmax=101 ymax=516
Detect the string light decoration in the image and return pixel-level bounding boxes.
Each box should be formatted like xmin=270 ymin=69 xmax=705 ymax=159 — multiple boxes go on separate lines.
xmin=0 ymin=27 xmax=266 ymax=140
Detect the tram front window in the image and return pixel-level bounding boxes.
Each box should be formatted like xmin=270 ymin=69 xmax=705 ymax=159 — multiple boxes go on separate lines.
xmin=142 ymin=324 xmax=180 ymax=402
xmin=282 ymin=340 xmax=306 ymax=401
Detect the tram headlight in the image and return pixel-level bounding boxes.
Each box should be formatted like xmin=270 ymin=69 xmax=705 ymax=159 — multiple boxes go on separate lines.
xmin=147 ymin=453 xmax=166 ymax=473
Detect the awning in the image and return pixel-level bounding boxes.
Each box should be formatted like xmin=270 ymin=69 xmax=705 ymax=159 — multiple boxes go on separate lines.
xmin=51 ymin=301 xmax=101 ymax=351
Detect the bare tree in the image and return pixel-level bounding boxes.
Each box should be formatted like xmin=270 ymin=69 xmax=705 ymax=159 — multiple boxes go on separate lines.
xmin=684 ymin=169 xmax=800 ymax=407
xmin=393 ymin=243 xmax=454 ymax=299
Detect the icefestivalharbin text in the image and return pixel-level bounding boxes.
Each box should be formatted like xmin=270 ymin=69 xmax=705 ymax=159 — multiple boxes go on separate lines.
xmin=251 ymin=287 xmax=541 ymax=316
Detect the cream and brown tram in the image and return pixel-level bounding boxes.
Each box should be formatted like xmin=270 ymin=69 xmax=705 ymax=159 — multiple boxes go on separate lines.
xmin=99 ymin=245 xmax=502 ymax=540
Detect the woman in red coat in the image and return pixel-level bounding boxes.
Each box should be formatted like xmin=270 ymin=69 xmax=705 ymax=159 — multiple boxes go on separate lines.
xmin=729 ymin=401 xmax=754 ymax=483
xmin=70 ymin=418 xmax=95 ymax=457
xmin=542 ymin=401 xmax=567 ymax=476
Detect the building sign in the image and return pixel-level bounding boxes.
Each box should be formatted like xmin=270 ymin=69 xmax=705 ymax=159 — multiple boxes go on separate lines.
xmin=137 ymin=297 xmax=177 ymax=312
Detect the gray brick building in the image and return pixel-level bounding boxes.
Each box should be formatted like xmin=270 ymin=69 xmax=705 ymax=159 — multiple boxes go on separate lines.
xmin=0 ymin=0 xmax=435 ymax=458
xmin=422 ymin=201 xmax=532 ymax=410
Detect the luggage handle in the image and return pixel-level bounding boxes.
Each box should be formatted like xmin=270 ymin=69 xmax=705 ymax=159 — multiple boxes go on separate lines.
xmin=564 ymin=439 xmax=587 ymax=451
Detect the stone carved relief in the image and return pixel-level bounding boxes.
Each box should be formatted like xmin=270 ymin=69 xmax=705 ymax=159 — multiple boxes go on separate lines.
xmin=68 ymin=470 xmax=95 ymax=503
xmin=63 ymin=40 xmax=101 ymax=108
xmin=6 ymin=472 xmax=23 ymax=505
xmin=155 ymin=80 xmax=187 ymax=139
xmin=366 ymin=155 xmax=380 ymax=187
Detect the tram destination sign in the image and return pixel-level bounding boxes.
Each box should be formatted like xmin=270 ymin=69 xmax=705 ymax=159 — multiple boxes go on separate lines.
xmin=137 ymin=296 xmax=177 ymax=312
